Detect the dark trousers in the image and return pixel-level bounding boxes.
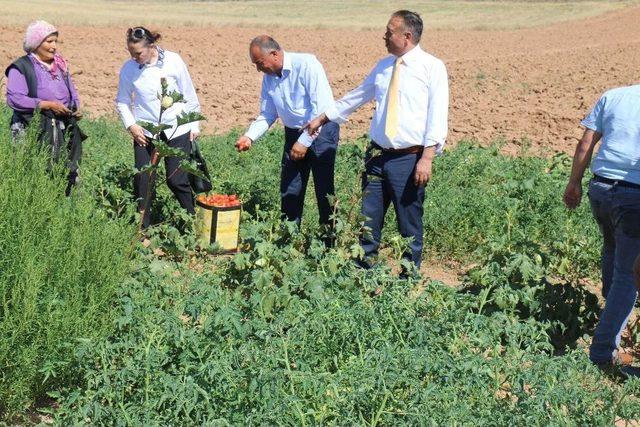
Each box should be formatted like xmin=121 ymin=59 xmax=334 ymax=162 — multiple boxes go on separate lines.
xmin=588 ymin=179 xmax=640 ymax=363
xmin=360 ymin=147 xmax=425 ymax=268
xmin=281 ymin=122 xmax=339 ymax=227
xmin=134 ymin=132 xmax=195 ymax=228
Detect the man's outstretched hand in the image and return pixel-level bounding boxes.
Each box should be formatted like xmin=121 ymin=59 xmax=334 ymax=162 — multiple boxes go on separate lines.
xmin=235 ymin=135 xmax=253 ymax=152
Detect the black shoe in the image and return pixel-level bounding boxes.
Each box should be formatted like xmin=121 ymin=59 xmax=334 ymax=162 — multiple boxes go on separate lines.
xmin=399 ymin=263 xmax=421 ymax=280
xmin=352 ymin=257 xmax=375 ymax=270
xmin=595 ymin=361 xmax=640 ymax=381
xmin=618 ymin=365 xmax=640 ymax=380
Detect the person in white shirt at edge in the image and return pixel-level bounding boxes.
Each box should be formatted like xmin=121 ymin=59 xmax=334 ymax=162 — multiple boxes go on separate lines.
xmin=305 ymin=10 xmax=449 ymax=273
xmin=116 ymin=27 xmax=201 ymax=228
xmin=234 ymin=35 xmax=339 ymax=246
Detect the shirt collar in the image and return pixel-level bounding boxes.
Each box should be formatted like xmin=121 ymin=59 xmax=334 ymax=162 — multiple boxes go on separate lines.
xmin=139 ymin=46 xmax=165 ymax=70
xmin=280 ymin=51 xmax=292 ymax=77
xmin=398 ymin=45 xmax=422 ymax=66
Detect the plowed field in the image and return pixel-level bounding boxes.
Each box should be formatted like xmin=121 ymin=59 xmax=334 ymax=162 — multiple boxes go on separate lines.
xmin=1 ymin=6 xmax=639 ymax=153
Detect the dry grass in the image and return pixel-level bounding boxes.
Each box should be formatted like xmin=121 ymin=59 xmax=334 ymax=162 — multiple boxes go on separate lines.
xmin=0 ymin=0 xmax=636 ymax=30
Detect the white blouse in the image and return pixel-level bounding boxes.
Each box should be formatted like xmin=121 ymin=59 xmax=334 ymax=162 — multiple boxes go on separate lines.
xmin=116 ymin=48 xmax=201 ymax=139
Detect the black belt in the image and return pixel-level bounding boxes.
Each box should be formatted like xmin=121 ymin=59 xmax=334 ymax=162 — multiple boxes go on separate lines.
xmin=593 ymin=174 xmax=640 ymax=190
xmin=370 ymin=142 xmax=423 ymax=154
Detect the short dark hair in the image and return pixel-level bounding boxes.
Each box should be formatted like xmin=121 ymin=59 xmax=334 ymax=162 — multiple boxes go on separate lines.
xmin=126 ymin=26 xmax=161 ymax=45
xmin=250 ymin=35 xmax=281 ymax=53
xmin=392 ymin=10 xmax=423 ymax=44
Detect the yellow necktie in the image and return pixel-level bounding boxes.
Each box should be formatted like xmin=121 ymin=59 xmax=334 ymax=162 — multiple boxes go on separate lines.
xmin=385 ymin=57 xmax=402 ymax=141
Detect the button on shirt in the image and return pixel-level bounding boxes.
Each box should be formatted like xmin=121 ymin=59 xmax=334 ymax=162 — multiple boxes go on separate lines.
xmin=582 ymin=85 xmax=640 ymax=185
xmin=326 ymin=45 xmax=448 ymax=152
xmin=245 ymin=51 xmax=334 ymax=147
xmin=116 ymin=49 xmax=201 ymax=139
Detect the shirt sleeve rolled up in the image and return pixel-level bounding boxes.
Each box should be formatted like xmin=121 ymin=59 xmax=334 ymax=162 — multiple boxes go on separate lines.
xmin=581 ymin=96 xmax=605 ymax=133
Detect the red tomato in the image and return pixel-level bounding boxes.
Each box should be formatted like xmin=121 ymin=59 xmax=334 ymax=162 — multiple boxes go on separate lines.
xmin=198 ymin=193 xmax=241 ymax=207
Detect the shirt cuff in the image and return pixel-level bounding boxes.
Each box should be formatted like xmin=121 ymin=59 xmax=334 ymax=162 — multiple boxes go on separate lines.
xmin=425 ymin=138 xmax=445 ymax=155
xmin=123 ymin=116 xmax=137 ymax=130
xmin=244 ymin=129 xmax=261 ymax=143
xmin=297 ymin=129 xmax=316 ymax=148
xmin=244 ymin=120 xmax=269 ymax=142
xmin=325 ymin=105 xmax=347 ymax=124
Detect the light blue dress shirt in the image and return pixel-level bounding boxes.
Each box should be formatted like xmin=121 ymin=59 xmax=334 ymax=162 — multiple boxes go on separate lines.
xmin=582 ymin=85 xmax=640 ymax=185
xmin=245 ymin=51 xmax=334 ymax=147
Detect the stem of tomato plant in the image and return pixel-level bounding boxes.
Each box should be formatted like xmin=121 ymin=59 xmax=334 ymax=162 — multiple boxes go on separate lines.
xmin=137 ymin=149 xmax=160 ymax=233
xmin=137 ymin=94 xmax=166 ymax=233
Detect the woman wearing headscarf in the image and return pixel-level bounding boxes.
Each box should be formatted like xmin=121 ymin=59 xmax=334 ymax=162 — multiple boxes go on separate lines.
xmin=5 ymin=20 xmax=85 ymax=194
xmin=116 ymin=27 xmax=201 ymax=228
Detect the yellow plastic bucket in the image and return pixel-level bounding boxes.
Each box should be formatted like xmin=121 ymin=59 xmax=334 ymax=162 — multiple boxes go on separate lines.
xmin=195 ymin=200 xmax=242 ymax=252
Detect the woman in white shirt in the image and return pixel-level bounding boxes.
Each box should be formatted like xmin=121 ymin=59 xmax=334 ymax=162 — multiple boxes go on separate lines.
xmin=116 ymin=27 xmax=201 ymax=228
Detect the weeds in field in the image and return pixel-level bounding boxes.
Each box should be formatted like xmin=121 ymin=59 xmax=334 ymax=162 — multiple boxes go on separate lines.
xmin=51 ymin=213 xmax=640 ymax=425
xmin=0 ymin=110 xmax=134 ymax=415
xmin=3 ymin=112 xmax=639 ymax=424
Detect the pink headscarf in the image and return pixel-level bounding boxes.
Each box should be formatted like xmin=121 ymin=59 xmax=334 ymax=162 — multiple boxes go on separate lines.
xmin=23 ymin=20 xmax=68 ymax=76
xmin=23 ymin=20 xmax=58 ymax=53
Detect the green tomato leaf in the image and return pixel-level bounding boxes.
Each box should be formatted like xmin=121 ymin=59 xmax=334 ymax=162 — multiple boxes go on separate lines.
xmin=177 ymin=111 xmax=206 ymax=127
xmin=165 ymin=90 xmax=185 ymax=104
xmin=179 ymin=159 xmax=208 ymax=179
xmin=154 ymin=140 xmax=189 ymax=158
xmin=136 ymin=121 xmax=171 ymax=137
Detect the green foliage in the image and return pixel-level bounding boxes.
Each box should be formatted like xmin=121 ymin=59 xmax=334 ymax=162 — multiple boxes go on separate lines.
xmin=462 ymin=232 xmax=600 ymax=350
xmin=200 ymin=129 xmax=284 ymax=215
xmin=136 ymin=121 xmax=171 ymax=136
xmin=1 ymin=112 xmax=635 ymax=424
xmin=52 ymin=214 xmax=640 ymax=425
xmin=152 ymin=140 xmax=188 ymax=158
xmin=0 ymin=110 xmax=134 ymax=415
xmin=424 ymin=143 xmax=599 ymax=274
xmin=176 ymin=111 xmax=206 ymax=127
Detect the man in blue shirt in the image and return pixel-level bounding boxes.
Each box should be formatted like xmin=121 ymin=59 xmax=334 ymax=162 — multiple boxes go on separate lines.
xmin=564 ymin=84 xmax=640 ymax=377
xmin=235 ymin=36 xmax=339 ymax=243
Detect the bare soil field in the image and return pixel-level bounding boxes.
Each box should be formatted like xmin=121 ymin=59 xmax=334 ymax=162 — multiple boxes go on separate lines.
xmin=1 ymin=6 xmax=639 ymax=153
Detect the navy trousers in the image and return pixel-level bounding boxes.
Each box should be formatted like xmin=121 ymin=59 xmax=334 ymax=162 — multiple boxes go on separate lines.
xmin=281 ymin=122 xmax=339 ymax=227
xmin=360 ymin=147 xmax=425 ymax=268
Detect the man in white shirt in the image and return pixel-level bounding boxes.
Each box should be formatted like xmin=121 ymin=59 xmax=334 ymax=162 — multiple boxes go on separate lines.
xmin=305 ymin=10 xmax=449 ymax=270
xmin=235 ymin=36 xmax=339 ymax=243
